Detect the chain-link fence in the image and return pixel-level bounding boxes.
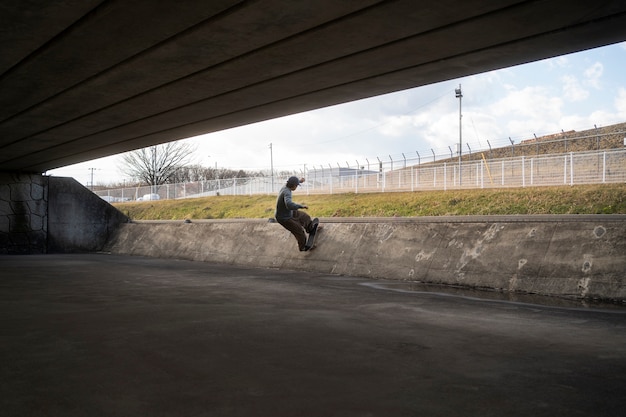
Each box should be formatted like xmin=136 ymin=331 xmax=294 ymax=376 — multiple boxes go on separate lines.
xmin=95 ymin=147 xmax=626 ymax=202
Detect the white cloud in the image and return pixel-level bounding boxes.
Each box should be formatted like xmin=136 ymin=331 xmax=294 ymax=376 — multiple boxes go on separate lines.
xmin=558 ymin=114 xmax=591 ymax=130
xmin=585 ymin=110 xmax=622 ymax=127
xmin=491 ymin=86 xmax=562 ymax=119
xmin=561 ymin=75 xmax=589 ymax=102
xmin=547 ymin=55 xmax=569 ymax=69
xmin=477 ymin=86 xmax=566 ymax=141
xmin=614 ymin=88 xmax=626 ymax=117
xmin=463 ymin=112 xmax=501 ymax=148
xmin=583 ymin=62 xmax=603 ymax=88
xmin=377 ymin=115 xmax=414 ymax=137
xmin=419 ymin=113 xmax=458 ymax=148
xmin=558 ymin=87 xmax=626 ymax=128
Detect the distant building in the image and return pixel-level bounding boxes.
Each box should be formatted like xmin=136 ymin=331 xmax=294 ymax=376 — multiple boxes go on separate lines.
xmin=307 ymin=166 xmax=378 ymax=181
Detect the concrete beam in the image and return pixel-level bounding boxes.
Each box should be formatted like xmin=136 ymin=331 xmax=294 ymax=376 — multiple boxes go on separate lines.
xmin=1 ymin=1 xmax=626 ymax=171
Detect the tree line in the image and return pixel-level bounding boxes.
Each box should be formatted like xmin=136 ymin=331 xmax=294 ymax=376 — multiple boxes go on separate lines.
xmin=105 ymin=141 xmax=286 ymax=188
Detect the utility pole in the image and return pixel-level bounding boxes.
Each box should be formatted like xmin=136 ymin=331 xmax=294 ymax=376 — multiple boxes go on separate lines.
xmin=455 ymin=84 xmax=463 ymax=186
xmin=88 ymin=167 xmax=97 ymax=190
xmin=269 ymin=143 xmax=274 ymax=192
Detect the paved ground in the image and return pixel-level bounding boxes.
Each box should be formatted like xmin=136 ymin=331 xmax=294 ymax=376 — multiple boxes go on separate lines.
xmin=1 ymin=254 xmax=625 ymax=417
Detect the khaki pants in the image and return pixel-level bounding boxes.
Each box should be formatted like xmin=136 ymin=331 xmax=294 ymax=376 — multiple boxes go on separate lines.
xmin=277 ymin=210 xmax=313 ymax=251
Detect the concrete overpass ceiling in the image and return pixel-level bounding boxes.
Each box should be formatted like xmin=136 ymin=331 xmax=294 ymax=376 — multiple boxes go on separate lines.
xmin=1 ymin=0 xmax=625 ymax=172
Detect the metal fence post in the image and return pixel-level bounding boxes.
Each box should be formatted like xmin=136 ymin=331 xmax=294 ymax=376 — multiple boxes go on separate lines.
xmin=570 ymin=152 xmax=574 ymax=186
xmin=328 ymin=164 xmax=333 ymax=194
xmin=95 ymin=148 xmax=626 ymax=200
xmin=382 ymin=171 xmax=386 ymax=192
xmin=480 ymin=161 xmax=484 ymax=188
xmin=475 ymin=162 xmax=479 ymax=187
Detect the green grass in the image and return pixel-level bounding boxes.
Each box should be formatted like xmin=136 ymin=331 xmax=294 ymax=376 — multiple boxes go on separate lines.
xmin=113 ymin=184 xmax=626 ymax=220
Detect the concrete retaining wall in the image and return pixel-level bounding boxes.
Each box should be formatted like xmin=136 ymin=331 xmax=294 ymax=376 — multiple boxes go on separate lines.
xmin=47 ymin=176 xmax=129 ymax=253
xmin=104 ymin=215 xmax=626 ymax=301
xmin=0 ymin=172 xmax=48 ymax=254
xmin=0 ymin=173 xmax=129 ymax=254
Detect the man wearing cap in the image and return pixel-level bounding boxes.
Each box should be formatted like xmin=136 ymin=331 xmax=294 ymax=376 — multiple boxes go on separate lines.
xmin=275 ymin=176 xmax=319 ymax=251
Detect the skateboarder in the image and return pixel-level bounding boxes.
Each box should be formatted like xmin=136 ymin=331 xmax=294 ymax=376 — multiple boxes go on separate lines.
xmin=275 ymin=176 xmax=319 ymax=251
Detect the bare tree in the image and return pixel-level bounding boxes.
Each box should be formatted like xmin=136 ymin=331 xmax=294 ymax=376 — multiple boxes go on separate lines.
xmin=169 ymin=165 xmax=258 ymax=183
xmin=119 ymin=141 xmax=197 ymax=186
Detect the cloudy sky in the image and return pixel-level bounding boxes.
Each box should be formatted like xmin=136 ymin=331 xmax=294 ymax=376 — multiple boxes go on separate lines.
xmin=48 ymin=41 xmax=626 ymax=186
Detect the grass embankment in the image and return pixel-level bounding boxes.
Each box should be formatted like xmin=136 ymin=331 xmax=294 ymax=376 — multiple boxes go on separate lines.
xmin=113 ymin=184 xmax=626 ymax=221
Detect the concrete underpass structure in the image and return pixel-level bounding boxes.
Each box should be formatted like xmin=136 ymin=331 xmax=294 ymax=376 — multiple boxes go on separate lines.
xmin=2 ymin=3 xmax=626 ymax=413
xmin=3 ymin=1 xmax=626 ymax=172
xmin=1 ymin=1 xmax=626 ymax=295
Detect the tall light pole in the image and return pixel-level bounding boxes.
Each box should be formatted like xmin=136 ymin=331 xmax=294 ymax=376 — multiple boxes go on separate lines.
xmin=455 ymin=84 xmax=463 ymax=186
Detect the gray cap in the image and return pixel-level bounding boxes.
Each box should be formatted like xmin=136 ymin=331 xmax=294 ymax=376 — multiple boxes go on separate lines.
xmin=286 ymin=176 xmax=300 ymax=187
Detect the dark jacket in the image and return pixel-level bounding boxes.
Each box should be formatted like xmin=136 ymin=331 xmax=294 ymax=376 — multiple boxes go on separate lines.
xmin=275 ymin=186 xmax=303 ymax=221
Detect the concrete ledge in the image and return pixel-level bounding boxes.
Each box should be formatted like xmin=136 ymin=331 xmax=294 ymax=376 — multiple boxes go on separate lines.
xmin=105 ymin=215 xmax=626 ymax=301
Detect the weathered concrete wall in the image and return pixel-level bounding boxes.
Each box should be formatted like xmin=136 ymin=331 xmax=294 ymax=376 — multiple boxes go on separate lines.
xmin=0 ymin=173 xmax=128 ymax=254
xmin=104 ymin=215 xmax=626 ymax=301
xmin=47 ymin=177 xmax=129 ymax=253
xmin=0 ymin=172 xmax=48 ymax=254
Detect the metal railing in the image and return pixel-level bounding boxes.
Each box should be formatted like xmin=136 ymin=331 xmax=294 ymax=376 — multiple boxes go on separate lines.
xmin=95 ymin=148 xmax=626 ymax=202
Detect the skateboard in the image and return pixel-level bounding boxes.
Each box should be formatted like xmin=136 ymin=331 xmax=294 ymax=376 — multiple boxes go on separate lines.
xmin=304 ymin=218 xmax=320 ymax=251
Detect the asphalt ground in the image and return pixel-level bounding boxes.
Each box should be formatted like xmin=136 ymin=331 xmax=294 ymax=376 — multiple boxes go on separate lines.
xmin=1 ymin=253 xmax=625 ymax=417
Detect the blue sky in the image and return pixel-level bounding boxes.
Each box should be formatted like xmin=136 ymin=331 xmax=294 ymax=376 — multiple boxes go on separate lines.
xmin=49 ymin=41 xmax=626 ymax=185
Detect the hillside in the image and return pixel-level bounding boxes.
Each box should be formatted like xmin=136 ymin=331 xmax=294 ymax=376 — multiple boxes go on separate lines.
xmin=455 ymin=122 xmax=626 ymax=163
xmin=112 ymin=122 xmax=626 ymax=220
xmin=114 ymin=183 xmax=626 ymax=220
